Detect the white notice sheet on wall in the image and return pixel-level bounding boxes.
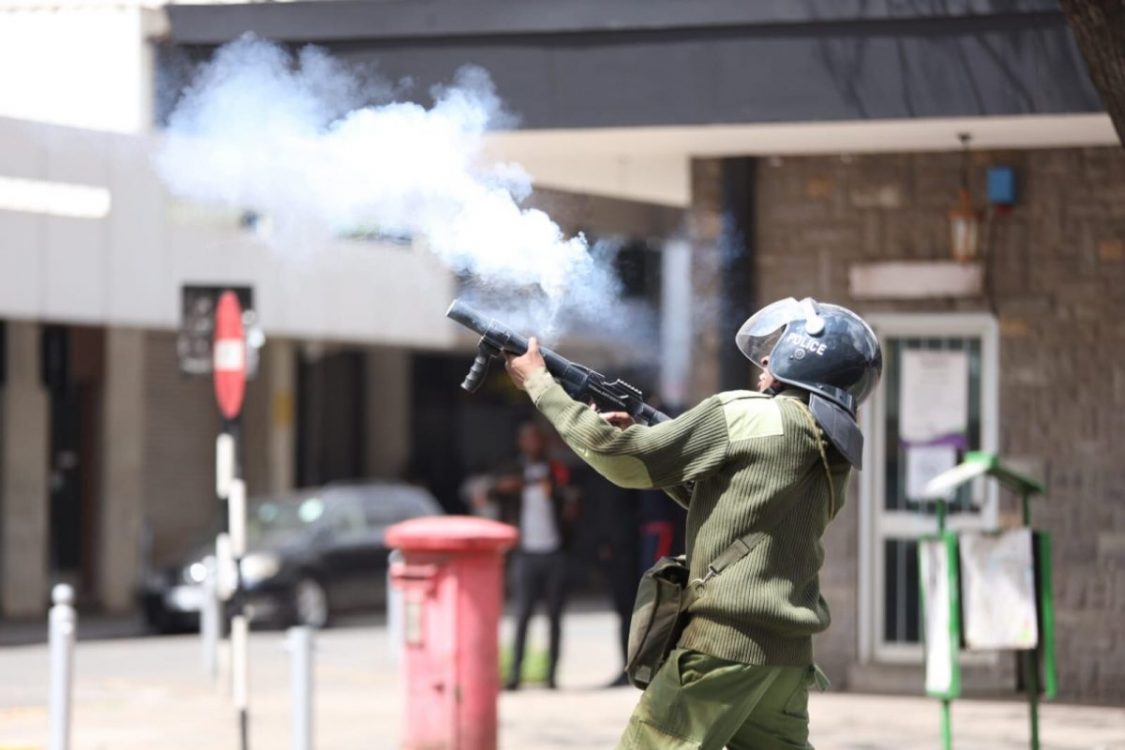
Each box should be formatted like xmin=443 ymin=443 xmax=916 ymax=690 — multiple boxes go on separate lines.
xmin=960 ymin=529 xmax=1038 ymax=650
xmin=906 ymin=444 xmax=959 ymax=501
xmin=899 ymin=350 xmax=969 ymax=443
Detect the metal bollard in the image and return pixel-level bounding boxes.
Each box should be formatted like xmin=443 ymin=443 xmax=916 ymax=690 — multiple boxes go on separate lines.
xmin=201 ymin=555 xmax=220 ymax=680
xmin=48 ymin=584 xmax=76 ymax=750
xmin=287 ymin=626 xmax=313 ymax=750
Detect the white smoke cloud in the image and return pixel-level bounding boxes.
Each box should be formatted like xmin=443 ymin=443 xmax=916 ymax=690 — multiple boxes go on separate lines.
xmin=154 ymin=36 xmax=627 ymax=336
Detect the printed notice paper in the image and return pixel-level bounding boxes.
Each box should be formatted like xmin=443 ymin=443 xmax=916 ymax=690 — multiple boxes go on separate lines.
xmin=906 ymin=443 xmax=959 ymax=501
xmin=899 ymin=350 xmax=968 ymax=443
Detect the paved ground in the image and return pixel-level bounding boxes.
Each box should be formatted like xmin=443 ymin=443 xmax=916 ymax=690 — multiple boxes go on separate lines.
xmin=1 ymin=609 xmax=1123 ymax=749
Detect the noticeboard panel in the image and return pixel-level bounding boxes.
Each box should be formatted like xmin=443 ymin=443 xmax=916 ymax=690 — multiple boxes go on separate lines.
xmin=919 ymin=533 xmax=961 ymax=699
xmin=960 ymin=529 xmax=1038 ymax=651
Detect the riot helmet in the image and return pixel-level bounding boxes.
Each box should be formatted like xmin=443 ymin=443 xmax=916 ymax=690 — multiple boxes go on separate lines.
xmin=736 ymin=297 xmax=882 ymax=468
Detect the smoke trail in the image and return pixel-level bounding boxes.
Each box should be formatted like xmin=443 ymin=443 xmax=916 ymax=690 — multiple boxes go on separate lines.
xmin=154 ymin=36 xmax=623 ymax=336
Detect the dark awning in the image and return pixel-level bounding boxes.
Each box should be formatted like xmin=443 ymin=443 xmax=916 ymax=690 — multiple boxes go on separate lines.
xmin=160 ymin=0 xmax=1102 ymax=129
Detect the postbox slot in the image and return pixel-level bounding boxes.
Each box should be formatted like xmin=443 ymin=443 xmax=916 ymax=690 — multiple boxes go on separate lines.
xmin=393 ymin=563 xmax=440 ymax=581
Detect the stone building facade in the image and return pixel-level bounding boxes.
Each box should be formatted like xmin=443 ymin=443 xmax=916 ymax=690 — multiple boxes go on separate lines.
xmin=690 ymin=147 xmax=1124 ymax=703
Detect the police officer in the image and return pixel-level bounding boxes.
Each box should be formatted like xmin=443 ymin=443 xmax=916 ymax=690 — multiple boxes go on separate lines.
xmin=504 ymin=297 xmax=881 ymax=750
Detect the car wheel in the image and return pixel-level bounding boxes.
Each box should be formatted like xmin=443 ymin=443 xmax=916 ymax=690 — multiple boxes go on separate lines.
xmin=142 ymin=604 xmax=172 ymax=635
xmin=293 ymin=577 xmax=329 ymax=629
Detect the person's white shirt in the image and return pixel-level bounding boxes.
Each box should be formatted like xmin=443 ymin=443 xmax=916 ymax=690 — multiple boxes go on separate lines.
xmin=519 ymin=462 xmax=561 ymax=553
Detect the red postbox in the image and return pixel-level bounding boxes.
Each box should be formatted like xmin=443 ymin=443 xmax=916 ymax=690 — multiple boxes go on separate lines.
xmin=386 ymin=516 xmax=518 ymax=750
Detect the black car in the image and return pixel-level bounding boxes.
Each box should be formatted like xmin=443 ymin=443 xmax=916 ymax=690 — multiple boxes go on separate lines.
xmin=139 ymin=481 xmax=443 ymax=632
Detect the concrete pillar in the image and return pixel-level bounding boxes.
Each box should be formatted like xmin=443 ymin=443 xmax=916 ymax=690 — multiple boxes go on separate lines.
xmin=1 ymin=321 xmax=50 ymax=617
xmin=716 ymin=158 xmax=758 ymax=392
xmin=268 ymin=339 xmax=295 ymax=495
xmin=687 ymin=158 xmax=725 ymax=403
xmin=98 ymin=328 xmax=146 ymax=612
xmin=365 ymin=347 xmax=411 ymax=478
xmin=686 ymin=157 xmax=759 ymax=401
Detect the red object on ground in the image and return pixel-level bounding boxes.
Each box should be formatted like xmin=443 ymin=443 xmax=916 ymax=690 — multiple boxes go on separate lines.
xmin=386 ymin=516 xmax=518 ymax=750
xmin=212 ymin=291 xmax=246 ymax=421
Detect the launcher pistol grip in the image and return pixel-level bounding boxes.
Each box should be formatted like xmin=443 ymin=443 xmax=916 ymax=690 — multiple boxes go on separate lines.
xmin=461 ymin=341 xmax=502 ymax=393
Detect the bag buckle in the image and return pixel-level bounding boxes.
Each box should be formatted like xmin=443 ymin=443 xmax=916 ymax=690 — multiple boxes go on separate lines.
xmin=691 ymin=565 xmax=718 ymax=590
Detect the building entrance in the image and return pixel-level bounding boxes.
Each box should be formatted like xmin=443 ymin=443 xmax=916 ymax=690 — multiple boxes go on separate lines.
xmin=42 ymin=324 xmax=104 ymax=605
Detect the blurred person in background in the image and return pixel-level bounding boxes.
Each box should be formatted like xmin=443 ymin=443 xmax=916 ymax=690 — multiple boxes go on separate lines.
xmin=504 ymin=298 xmax=881 ymax=750
xmin=481 ymin=421 xmax=579 ymax=690
xmin=638 ymin=487 xmax=687 ymax=569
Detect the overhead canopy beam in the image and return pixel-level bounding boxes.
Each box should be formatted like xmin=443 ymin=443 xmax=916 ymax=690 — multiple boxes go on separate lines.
xmin=160 ymin=0 xmax=1104 ymax=130
xmin=483 ymin=113 xmax=1118 ymax=207
xmin=166 ymin=0 xmax=1065 ymax=44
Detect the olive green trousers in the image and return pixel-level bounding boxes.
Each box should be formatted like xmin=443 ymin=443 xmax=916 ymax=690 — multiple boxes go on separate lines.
xmin=617 ymin=649 xmax=822 ymax=750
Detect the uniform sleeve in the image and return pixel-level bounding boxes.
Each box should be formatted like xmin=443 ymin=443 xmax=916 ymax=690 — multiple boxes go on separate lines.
xmin=524 ymin=368 xmax=730 ymax=489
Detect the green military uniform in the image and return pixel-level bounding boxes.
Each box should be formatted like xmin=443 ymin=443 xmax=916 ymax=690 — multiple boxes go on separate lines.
xmin=523 ymin=369 xmax=849 ymax=749
xmin=622 ymin=649 xmax=826 ymax=749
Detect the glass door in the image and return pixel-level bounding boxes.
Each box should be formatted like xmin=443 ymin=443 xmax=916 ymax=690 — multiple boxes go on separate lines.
xmin=859 ymin=314 xmax=999 ymax=662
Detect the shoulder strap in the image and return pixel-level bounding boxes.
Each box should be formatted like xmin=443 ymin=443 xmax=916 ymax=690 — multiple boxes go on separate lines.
xmin=693 ymin=398 xmax=836 ymax=587
xmin=789 ymin=398 xmax=838 ymax=519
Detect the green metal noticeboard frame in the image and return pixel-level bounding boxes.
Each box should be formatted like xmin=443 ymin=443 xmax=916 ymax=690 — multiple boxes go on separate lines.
xmin=919 ymin=451 xmax=1056 ymax=750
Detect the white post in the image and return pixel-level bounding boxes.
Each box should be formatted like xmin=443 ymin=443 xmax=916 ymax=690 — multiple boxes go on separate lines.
xmin=201 ymin=555 xmax=220 ymax=680
xmin=216 ymin=534 xmax=235 ymax=602
xmin=228 ymin=479 xmax=247 ymax=562
xmin=232 ymin=615 xmax=249 ymax=743
xmin=215 ymin=429 xmax=237 ymax=693
xmin=216 ymin=433 xmax=235 ymax=500
xmin=48 ymin=584 xmax=76 ymax=750
xmin=287 ymin=626 xmax=313 ymax=750
xmin=227 ymin=478 xmax=249 ymax=748
xmin=215 ymin=533 xmax=234 ymax=692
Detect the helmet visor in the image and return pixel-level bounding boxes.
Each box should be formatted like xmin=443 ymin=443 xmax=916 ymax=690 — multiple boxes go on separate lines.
xmin=735 ymin=297 xmax=802 ymax=370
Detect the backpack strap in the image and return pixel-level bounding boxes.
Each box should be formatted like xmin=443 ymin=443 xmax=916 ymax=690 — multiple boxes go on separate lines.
xmin=692 ymin=398 xmax=836 ymax=589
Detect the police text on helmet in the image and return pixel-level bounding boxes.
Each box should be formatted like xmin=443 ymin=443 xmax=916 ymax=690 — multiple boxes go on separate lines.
xmin=786 ymin=333 xmax=827 ymax=356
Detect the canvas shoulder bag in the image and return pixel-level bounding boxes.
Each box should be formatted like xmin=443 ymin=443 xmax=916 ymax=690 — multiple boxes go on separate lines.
xmin=623 ymin=553 xmax=692 ymax=688
xmin=623 ymin=526 xmax=774 ymax=689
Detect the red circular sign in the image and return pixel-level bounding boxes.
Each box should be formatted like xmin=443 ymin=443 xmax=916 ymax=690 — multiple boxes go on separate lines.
xmin=212 ymin=290 xmax=246 ymax=421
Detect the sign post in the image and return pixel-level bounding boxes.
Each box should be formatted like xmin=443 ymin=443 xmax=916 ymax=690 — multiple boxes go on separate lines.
xmin=213 ymin=290 xmax=250 ymax=750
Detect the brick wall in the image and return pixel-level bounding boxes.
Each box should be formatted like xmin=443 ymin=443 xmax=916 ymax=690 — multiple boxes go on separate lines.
xmin=741 ymin=147 xmax=1125 ymax=703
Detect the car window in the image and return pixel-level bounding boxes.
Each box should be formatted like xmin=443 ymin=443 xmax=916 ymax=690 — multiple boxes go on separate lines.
xmin=314 ymin=483 xmax=442 ymax=535
xmin=245 ymin=491 xmax=323 ymax=544
xmin=362 ymin=488 xmax=442 ymax=526
xmin=322 ymin=497 xmax=367 ymax=535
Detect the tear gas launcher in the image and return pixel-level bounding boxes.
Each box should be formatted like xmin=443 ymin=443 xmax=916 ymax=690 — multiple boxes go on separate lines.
xmin=446 ymin=299 xmax=671 ymax=426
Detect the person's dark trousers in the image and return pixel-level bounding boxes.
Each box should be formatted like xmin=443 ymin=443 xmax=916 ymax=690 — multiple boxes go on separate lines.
xmin=508 ymin=550 xmax=567 ymax=688
xmin=606 ymin=551 xmax=638 ymax=664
